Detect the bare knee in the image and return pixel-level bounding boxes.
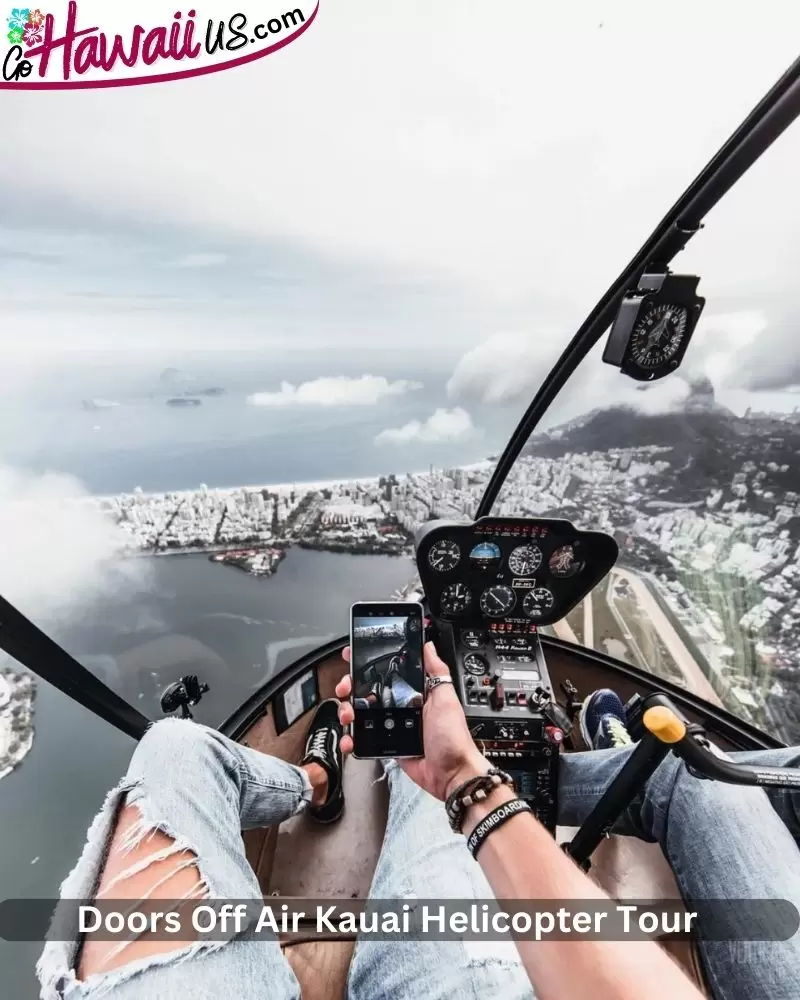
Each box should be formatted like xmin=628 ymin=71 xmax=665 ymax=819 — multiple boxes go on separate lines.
xmin=77 ymin=802 xmax=207 ymax=980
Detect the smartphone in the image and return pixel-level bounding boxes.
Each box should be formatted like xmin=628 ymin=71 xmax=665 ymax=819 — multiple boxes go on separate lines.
xmin=349 ymin=602 xmax=425 ymax=759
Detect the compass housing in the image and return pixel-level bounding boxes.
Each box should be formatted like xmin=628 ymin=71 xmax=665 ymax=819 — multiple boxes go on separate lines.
xmin=603 ymin=272 xmax=705 ymax=381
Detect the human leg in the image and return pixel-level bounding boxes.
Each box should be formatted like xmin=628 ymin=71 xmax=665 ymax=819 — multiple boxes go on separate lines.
xmin=388 ymin=675 xmax=423 ymax=708
xmin=559 ymin=744 xmax=800 ymax=1000
xmin=346 ymin=761 xmax=533 ymax=1000
xmin=38 ymin=707 xmax=341 ymax=1000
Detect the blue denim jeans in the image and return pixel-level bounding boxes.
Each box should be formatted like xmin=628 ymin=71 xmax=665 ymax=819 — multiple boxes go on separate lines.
xmin=38 ymin=718 xmax=800 ymax=1000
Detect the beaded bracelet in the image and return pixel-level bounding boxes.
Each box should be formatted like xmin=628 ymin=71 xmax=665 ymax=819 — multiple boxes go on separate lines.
xmin=445 ymin=767 xmax=515 ymax=833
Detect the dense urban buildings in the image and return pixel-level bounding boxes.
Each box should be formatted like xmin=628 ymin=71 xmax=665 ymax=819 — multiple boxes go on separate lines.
xmin=85 ymin=401 xmax=800 ymax=744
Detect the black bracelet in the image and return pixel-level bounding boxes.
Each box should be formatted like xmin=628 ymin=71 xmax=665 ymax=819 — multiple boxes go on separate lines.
xmin=466 ymin=798 xmax=532 ymax=859
xmin=445 ymin=767 xmax=515 ymax=833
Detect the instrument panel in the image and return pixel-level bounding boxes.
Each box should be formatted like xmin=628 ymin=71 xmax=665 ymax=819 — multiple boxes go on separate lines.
xmin=415 ymin=516 xmax=618 ymax=628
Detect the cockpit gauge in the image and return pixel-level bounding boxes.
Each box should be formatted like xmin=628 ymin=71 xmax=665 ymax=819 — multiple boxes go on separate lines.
xmin=508 ymin=544 xmax=543 ymax=577
xmin=439 ymin=582 xmax=472 ymax=615
xmin=629 ymin=304 xmax=688 ymax=371
xmin=523 ymin=587 xmax=555 ymax=618
xmin=549 ymin=544 xmax=582 ymax=579
xmin=469 ymin=541 xmax=502 ymax=571
xmin=463 ymin=653 xmax=488 ymax=676
xmin=427 ymin=539 xmax=461 ymax=572
xmin=480 ymin=584 xmax=516 ymax=618
xmin=462 ymin=629 xmax=486 ymax=649
xmin=602 ymin=272 xmax=705 ymax=382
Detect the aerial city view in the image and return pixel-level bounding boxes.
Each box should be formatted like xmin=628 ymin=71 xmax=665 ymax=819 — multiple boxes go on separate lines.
xmin=1 ymin=382 xmax=781 ymax=757
xmin=5 ymin=377 xmax=796 ymax=782
xmin=5 ymin=8 xmax=800 ymax=996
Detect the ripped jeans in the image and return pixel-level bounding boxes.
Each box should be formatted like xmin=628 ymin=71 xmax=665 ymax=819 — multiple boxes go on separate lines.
xmin=38 ymin=718 xmax=800 ymax=1000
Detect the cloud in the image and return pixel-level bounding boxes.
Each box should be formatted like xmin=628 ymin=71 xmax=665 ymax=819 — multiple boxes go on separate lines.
xmin=5 ymin=1 xmax=800 ymax=312
xmin=247 ymin=375 xmax=423 ymax=407
xmin=445 ymin=310 xmax=784 ymax=432
xmin=375 ymin=407 xmax=474 ymax=444
xmin=711 ymin=310 xmax=800 ymax=391
xmin=447 ymin=330 xmax=564 ymax=404
xmin=170 ymin=253 xmax=227 ymax=268
xmin=0 ymin=465 xmax=150 ymax=621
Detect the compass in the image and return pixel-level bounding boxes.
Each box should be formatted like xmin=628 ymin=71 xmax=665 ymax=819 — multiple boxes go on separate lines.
xmin=629 ymin=304 xmax=688 ymax=370
xmin=603 ymin=272 xmax=705 ymax=382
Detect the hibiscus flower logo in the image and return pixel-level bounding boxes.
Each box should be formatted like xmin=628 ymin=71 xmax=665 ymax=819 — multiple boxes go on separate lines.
xmin=22 ymin=19 xmax=41 ymax=44
xmin=6 ymin=7 xmax=47 ymax=46
xmin=6 ymin=7 xmax=30 ymax=30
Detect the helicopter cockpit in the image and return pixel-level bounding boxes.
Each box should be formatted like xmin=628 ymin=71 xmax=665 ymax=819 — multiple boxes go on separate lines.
xmin=3 ymin=20 xmax=800 ymax=1000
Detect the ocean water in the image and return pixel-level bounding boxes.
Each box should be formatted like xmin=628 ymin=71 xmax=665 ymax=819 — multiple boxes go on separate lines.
xmin=0 ymin=351 xmax=523 ymax=495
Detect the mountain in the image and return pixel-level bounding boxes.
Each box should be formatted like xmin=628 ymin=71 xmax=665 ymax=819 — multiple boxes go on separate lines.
xmin=528 ymin=375 xmax=739 ymax=459
xmin=682 ymin=374 xmax=734 ymax=416
xmin=526 ymin=388 xmax=798 ymax=506
xmin=528 ymin=406 xmax=740 ymax=459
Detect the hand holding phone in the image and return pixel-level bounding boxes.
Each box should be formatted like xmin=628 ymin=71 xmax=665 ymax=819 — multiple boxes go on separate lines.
xmin=349 ymin=602 xmax=425 ymax=759
xmin=337 ymin=638 xmax=488 ymax=800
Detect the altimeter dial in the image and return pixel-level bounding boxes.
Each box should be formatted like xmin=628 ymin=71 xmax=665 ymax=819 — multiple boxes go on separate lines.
xmin=508 ymin=544 xmax=543 ymax=577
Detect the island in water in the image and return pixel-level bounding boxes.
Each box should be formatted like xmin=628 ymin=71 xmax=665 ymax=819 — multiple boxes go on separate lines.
xmin=210 ymin=546 xmax=286 ymax=577
xmin=167 ymin=397 xmax=202 ymax=407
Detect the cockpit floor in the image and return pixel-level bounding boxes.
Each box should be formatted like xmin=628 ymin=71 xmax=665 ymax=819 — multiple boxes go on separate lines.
xmin=238 ymin=652 xmax=708 ymax=995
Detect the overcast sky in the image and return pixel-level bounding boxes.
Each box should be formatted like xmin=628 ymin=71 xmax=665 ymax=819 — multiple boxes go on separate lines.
xmin=2 ymin=1 xmax=800 ymax=368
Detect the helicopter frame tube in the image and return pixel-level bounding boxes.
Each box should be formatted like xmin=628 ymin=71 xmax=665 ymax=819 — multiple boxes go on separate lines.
xmin=476 ymin=53 xmax=800 ymax=520
xmin=0 ymin=594 xmax=150 ymax=740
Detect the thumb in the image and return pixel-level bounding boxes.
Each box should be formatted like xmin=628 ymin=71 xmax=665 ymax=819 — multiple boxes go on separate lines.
xmin=423 ymin=642 xmax=451 ymax=678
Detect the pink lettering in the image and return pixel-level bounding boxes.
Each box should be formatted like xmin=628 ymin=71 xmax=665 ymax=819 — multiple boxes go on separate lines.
xmin=25 ymin=2 xmax=96 ymax=80
xmin=142 ymin=26 xmax=169 ymax=66
xmin=95 ymin=27 xmax=143 ymax=71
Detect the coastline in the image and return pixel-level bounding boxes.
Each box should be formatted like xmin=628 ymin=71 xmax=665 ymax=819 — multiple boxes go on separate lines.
xmin=86 ymin=460 xmax=495 ymax=503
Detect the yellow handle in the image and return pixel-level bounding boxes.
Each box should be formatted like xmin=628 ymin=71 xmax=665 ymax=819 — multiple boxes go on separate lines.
xmin=643 ymin=706 xmax=686 ymax=744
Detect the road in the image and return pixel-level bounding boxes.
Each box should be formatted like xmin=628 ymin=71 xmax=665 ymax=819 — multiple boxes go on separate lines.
xmin=610 ymin=568 xmax=723 ymax=706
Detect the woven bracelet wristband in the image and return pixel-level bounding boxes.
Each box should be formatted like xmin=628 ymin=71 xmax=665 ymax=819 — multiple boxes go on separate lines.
xmin=466 ymin=798 xmax=532 ymax=859
xmin=445 ymin=767 xmax=515 ymax=833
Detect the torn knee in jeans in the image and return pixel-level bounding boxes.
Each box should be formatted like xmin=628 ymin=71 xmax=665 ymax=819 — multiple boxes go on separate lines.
xmin=77 ymin=799 xmax=209 ymax=982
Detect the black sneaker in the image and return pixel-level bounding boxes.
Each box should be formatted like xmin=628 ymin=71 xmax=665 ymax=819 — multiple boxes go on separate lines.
xmin=300 ymin=699 xmax=345 ymax=823
xmin=579 ymin=689 xmax=634 ymax=750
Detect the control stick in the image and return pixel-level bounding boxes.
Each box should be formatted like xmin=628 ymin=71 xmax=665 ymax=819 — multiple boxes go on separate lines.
xmin=563 ymin=692 xmax=800 ymax=870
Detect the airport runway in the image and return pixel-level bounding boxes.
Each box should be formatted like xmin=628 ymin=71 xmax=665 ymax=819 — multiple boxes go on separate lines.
xmin=610 ymin=568 xmax=723 ymax=706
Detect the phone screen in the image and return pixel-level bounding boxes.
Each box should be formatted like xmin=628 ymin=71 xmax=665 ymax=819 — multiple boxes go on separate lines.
xmin=350 ymin=602 xmax=424 ymax=759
